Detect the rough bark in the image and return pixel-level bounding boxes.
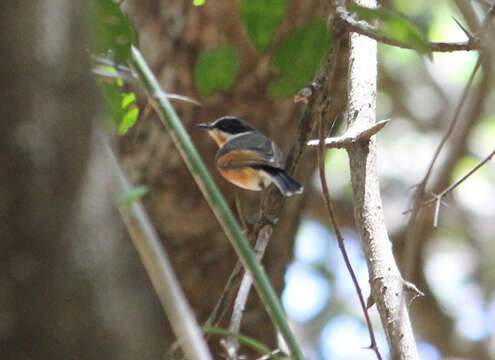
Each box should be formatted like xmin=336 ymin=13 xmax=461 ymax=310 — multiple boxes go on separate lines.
xmin=345 ymin=0 xmax=418 ymax=358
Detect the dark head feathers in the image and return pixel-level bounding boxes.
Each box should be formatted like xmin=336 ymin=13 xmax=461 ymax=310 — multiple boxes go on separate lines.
xmin=211 ymin=116 xmax=258 ymax=135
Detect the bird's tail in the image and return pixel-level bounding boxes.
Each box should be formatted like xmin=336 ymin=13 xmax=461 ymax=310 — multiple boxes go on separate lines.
xmin=261 ymin=167 xmax=303 ymax=196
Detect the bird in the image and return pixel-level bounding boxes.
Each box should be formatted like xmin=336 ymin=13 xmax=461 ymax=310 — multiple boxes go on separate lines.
xmin=195 ymin=116 xmax=303 ymax=196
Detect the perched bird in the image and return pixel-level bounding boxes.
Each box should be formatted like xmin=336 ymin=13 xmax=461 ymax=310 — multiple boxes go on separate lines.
xmin=196 ymin=116 xmax=303 ymax=196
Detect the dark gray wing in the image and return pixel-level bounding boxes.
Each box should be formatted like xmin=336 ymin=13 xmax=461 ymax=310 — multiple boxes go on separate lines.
xmin=215 ymin=132 xmax=285 ymax=169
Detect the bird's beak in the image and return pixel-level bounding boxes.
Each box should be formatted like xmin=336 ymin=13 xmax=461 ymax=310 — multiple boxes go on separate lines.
xmin=195 ymin=123 xmax=212 ymax=130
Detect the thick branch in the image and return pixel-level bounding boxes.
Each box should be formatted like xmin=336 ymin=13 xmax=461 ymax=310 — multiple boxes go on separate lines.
xmin=344 ymin=0 xmax=419 ymax=358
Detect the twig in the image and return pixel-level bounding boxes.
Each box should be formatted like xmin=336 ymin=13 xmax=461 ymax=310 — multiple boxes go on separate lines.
xmin=336 ymin=6 xmax=478 ymax=53
xmin=403 ymin=0 xmax=495 ymax=281
xmin=437 ymin=149 xmax=495 ymax=199
xmin=317 ymin=114 xmax=383 ymax=360
xmin=102 ymin=137 xmax=214 ymax=360
xmin=224 ymin=227 xmax=273 ymax=359
xmin=419 ymin=0 xmax=495 ymax=190
xmin=307 ymin=118 xmax=390 ymax=148
xmin=423 ymin=59 xmax=481 ymax=191
xmin=403 ymin=149 xmax=495 ymax=224
xmin=129 ymin=46 xmax=304 ymax=360
xmin=402 ymin=56 xmax=481 ymax=282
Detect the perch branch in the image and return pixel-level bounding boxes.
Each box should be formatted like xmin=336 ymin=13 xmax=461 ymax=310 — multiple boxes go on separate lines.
xmin=129 ymin=46 xmax=304 ymax=360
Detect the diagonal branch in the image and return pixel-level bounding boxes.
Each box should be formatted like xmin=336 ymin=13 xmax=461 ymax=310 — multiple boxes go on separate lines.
xmin=103 ymin=138 xmax=214 ymax=360
xmin=317 ymin=113 xmax=383 ymax=359
xmin=336 ymin=6 xmax=478 ymax=52
xmin=129 ymin=46 xmax=304 ymax=360
xmin=403 ymin=0 xmax=495 ymax=282
xmin=406 ymin=149 xmax=495 ymax=227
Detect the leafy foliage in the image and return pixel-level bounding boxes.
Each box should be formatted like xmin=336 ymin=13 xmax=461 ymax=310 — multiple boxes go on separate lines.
xmin=87 ymin=0 xmax=137 ymax=63
xmin=194 ymin=45 xmax=239 ymax=96
xmin=98 ymin=75 xmax=139 ymax=135
xmin=193 ymin=0 xmax=205 ymax=6
xmin=240 ymin=0 xmax=286 ymax=52
xmin=269 ymin=19 xmax=332 ymax=98
xmin=349 ymin=2 xmax=431 ymax=57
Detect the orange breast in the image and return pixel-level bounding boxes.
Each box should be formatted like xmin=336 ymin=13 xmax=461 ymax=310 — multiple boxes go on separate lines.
xmin=218 ymin=167 xmax=264 ymax=191
xmin=209 ymin=131 xmax=228 ymax=147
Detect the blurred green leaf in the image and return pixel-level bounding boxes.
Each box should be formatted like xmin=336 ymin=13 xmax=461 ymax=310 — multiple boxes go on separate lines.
xmin=194 ymin=45 xmax=239 ymax=96
xmin=122 ymin=92 xmax=137 ymax=109
xmin=240 ymin=0 xmax=286 ymax=52
xmin=269 ymin=19 xmax=332 ymax=98
xmin=87 ymin=0 xmax=137 ymax=63
xmin=349 ymin=2 xmax=431 ymax=57
xmin=98 ymin=79 xmax=139 ymax=134
xmin=119 ymin=108 xmax=139 ymax=135
xmin=193 ymin=0 xmax=205 ymax=5
xmin=118 ymin=185 xmax=149 ymax=208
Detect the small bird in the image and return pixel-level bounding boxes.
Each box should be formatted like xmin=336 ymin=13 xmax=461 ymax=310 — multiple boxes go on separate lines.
xmin=196 ymin=116 xmax=303 ymax=196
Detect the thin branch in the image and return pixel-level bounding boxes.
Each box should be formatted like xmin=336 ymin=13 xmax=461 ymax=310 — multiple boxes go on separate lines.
xmin=402 ymin=57 xmax=481 ymax=281
xmin=224 ymin=226 xmax=273 ymax=359
xmin=423 ymin=59 xmax=481 ymax=189
xmin=403 ymin=0 xmax=495 ymax=281
xmin=102 ymin=137 xmax=214 ymax=360
xmin=317 ymin=115 xmax=383 ymax=360
xmin=129 ymin=46 xmax=304 ymax=360
xmin=403 ymin=149 xmax=495 ymax=223
xmin=307 ymin=118 xmax=390 ymax=148
xmin=420 ymin=0 xmax=495 ymax=188
xmin=438 ymin=149 xmax=495 ymax=199
xmin=336 ymin=6 xmax=478 ymax=52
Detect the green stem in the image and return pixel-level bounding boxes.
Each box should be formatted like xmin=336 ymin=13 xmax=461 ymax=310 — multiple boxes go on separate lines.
xmin=130 ymin=46 xmax=304 ymax=360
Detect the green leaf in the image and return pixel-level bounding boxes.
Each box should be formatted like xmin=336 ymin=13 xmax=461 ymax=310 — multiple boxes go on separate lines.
xmin=118 ymin=185 xmax=149 ymax=208
xmin=119 ymin=108 xmax=139 ymax=135
xmin=122 ymin=92 xmax=137 ymax=109
xmin=204 ymin=327 xmax=284 ymax=359
xmin=194 ymin=45 xmax=239 ymax=96
xmin=193 ymin=0 xmax=205 ymax=5
xmin=87 ymin=0 xmax=137 ymax=63
xmin=349 ymin=2 xmax=431 ymax=57
xmin=269 ymin=19 xmax=332 ymax=98
xmin=98 ymin=78 xmax=139 ymax=134
xmin=240 ymin=0 xmax=286 ymax=52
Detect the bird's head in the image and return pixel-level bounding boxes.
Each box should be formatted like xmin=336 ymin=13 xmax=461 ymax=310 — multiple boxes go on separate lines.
xmin=195 ymin=116 xmax=257 ymax=147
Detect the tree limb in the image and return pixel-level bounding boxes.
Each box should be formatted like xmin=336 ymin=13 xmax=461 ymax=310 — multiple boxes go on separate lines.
xmin=341 ymin=0 xmax=419 ymax=357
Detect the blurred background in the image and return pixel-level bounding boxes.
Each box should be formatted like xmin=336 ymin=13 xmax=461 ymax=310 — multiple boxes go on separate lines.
xmin=2 ymin=0 xmax=494 ymax=359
